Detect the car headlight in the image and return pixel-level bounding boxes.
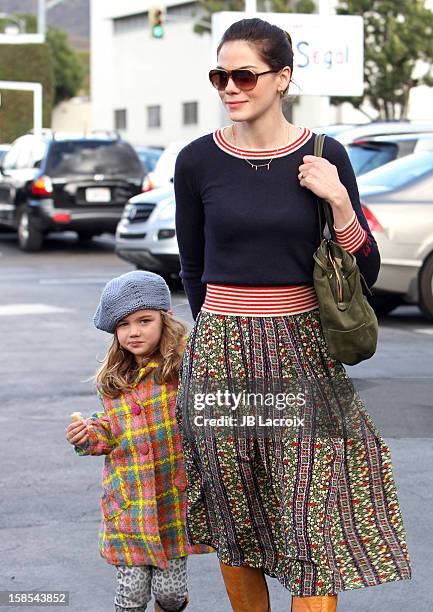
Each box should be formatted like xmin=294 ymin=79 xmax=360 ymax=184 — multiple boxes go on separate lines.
xmin=153 ymin=198 xmax=175 ymax=222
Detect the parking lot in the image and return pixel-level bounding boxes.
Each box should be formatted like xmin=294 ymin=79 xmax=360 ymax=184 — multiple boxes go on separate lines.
xmin=0 ymin=231 xmax=432 ymax=611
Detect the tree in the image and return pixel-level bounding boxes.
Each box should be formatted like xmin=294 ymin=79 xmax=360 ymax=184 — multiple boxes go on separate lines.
xmin=46 ymin=25 xmax=85 ymax=104
xmin=1 ymin=13 xmax=84 ymax=105
xmin=333 ymin=0 xmax=433 ymax=120
xmin=193 ymin=0 xmax=316 ymax=35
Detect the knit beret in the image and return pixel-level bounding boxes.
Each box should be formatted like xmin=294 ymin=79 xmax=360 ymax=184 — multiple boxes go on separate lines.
xmin=93 ymin=270 xmax=171 ymax=333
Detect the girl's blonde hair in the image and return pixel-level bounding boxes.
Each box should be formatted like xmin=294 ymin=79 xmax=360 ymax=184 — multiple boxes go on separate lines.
xmin=94 ymin=310 xmax=188 ymax=399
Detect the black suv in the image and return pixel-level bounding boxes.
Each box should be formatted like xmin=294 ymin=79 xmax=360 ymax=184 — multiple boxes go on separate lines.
xmin=0 ymin=131 xmax=144 ymax=251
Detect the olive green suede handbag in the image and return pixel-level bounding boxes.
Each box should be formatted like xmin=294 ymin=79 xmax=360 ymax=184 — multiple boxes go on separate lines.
xmin=312 ymin=133 xmax=378 ymax=365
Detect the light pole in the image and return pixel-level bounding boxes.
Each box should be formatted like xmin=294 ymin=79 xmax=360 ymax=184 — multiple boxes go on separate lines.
xmin=37 ymin=0 xmax=46 ymax=38
xmin=245 ymin=0 xmax=257 ymax=11
xmin=38 ymin=0 xmax=68 ymax=38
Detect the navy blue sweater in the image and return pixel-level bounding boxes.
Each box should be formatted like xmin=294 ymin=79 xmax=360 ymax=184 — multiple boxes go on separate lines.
xmin=174 ymin=128 xmax=380 ymax=320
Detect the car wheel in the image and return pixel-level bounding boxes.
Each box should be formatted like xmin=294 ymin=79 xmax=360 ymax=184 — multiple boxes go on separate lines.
xmin=161 ymin=272 xmax=183 ymax=292
xmin=77 ymin=230 xmax=95 ymax=242
xmin=135 ymin=267 xmax=183 ymax=292
xmin=17 ymin=210 xmax=44 ymax=252
xmin=419 ymin=254 xmax=433 ymax=320
xmin=367 ymin=294 xmax=401 ymax=318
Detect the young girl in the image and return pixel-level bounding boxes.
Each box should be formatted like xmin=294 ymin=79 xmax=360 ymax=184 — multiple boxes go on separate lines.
xmin=66 ymin=270 xmax=212 ymax=612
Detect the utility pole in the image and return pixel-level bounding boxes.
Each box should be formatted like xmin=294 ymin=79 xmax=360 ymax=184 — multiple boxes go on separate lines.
xmin=37 ymin=0 xmax=46 ymax=39
xmin=38 ymin=0 xmax=68 ymax=39
xmin=318 ymin=0 xmax=331 ymax=125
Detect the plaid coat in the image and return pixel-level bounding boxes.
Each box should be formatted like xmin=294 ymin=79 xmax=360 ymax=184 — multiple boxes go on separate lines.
xmin=76 ymin=361 xmax=213 ymax=568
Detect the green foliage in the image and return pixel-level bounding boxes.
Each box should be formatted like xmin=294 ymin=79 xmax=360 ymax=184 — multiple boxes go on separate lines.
xmin=77 ymin=50 xmax=90 ymax=96
xmin=333 ymin=0 xmax=433 ymax=119
xmin=47 ymin=25 xmax=85 ymax=104
xmin=1 ymin=13 xmax=85 ymax=105
xmin=193 ymin=0 xmax=316 ymax=35
xmin=0 ymin=44 xmax=54 ymax=143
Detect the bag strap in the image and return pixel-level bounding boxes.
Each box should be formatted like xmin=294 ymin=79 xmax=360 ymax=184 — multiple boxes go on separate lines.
xmin=313 ymin=134 xmax=337 ymax=242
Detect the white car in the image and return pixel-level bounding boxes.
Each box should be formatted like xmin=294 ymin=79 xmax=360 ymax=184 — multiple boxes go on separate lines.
xmin=142 ymin=140 xmax=190 ymax=192
xmin=314 ymin=121 xmax=433 ymax=146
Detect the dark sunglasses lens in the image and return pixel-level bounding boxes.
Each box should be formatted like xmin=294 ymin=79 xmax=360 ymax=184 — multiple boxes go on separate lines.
xmin=232 ymin=70 xmax=257 ymax=90
xmin=209 ymin=70 xmax=228 ymax=90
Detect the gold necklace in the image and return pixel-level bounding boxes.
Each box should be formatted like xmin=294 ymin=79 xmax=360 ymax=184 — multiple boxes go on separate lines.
xmin=231 ymin=124 xmax=290 ymax=171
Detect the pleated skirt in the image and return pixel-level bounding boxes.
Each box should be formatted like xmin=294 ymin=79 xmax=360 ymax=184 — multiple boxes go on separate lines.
xmin=175 ymin=307 xmax=412 ymax=596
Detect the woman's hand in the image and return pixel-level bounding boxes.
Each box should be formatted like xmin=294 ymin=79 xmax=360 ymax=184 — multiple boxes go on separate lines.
xmin=298 ymin=155 xmax=354 ymax=227
xmin=66 ymin=419 xmax=90 ymax=447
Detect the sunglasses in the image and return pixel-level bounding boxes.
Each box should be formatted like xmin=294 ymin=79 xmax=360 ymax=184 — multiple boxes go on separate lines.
xmin=208 ymin=68 xmax=280 ymax=91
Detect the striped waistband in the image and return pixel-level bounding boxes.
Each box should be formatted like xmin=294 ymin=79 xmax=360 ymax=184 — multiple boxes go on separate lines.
xmin=201 ymin=284 xmax=319 ymax=317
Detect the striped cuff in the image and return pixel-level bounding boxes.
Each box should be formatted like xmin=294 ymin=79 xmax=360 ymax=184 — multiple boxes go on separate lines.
xmin=334 ymin=212 xmax=367 ymax=254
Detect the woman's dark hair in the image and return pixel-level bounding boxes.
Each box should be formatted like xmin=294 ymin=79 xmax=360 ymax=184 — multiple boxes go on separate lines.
xmin=217 ymin=18 xmax=294 ymax=94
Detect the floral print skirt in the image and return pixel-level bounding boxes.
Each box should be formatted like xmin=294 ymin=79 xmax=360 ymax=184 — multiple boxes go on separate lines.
xmin=175 ymin=308 xmax=412 ymax=596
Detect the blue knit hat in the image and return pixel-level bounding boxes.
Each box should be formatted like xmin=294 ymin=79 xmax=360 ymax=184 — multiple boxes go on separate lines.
xmin=93 ymin=270 xmax=171 ymax=333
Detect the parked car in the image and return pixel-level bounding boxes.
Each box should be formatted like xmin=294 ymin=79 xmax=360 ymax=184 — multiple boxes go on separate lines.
xmin=0 ymin=144 xmax=10 ymax=161
xmin=115 ymin=187 xmax=180 ymax=287
xmin=142 ymin=141 xmax=189 ymax=192
xmin=347 ymin=132 xmax=433 ymax=176
xmin=0 ymin=131 xmax=144 ymax=251
xmin=358 ymin=150 xmax=433 ymax=318
xmin=325 ymin=120 xmax=433 ymax=146
xmin=135 ymin=146 xmax=164 ymax=174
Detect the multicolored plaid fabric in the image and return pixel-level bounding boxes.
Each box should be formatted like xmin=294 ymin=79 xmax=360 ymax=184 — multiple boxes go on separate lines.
xmin=76 ymin=361 xmax=213 ymax=568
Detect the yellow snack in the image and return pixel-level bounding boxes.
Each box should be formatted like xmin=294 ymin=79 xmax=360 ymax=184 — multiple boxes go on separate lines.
xmin=70 ymin=411 xmax=83 ymax=422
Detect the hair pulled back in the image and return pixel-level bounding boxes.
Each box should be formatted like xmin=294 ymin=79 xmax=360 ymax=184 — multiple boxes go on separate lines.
xmin=217 ymin=18 xmax=294 ymax=94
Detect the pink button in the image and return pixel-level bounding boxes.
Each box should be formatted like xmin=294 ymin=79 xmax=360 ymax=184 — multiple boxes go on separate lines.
xmin=131 ymin=404 xmax=141 ymax=416
xmin=174 ymin=473 xmax=187 ymax=492
xmin=140 ymin=442 xmax=149 ymax=456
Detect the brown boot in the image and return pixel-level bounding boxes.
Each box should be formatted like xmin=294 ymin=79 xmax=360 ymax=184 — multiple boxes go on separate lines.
xmin=219 ymin=562 xmax=271 ymax=612
xmin=291 ymin=595 xmax=337 ymax=612
xmin=154 ymin=594 xmax=189 ymax=612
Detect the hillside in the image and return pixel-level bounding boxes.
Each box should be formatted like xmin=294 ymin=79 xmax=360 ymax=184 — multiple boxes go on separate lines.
xmin=0 ymin=0 xmax=89 ymax=49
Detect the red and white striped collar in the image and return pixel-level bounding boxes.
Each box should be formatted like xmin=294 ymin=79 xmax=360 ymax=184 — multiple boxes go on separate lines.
xmin=213 ymin=125 xmax=313 ymax=160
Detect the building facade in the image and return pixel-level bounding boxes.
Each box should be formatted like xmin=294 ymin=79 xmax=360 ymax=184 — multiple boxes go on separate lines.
xmin=90 ymin=1 xmax=336 ymax=146
xmin=91 ymin=1 xmax=433 ymax=147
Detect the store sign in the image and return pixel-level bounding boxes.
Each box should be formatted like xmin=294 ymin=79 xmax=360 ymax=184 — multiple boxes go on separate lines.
xmin=212 ymin=12 xmax=364 ymax=96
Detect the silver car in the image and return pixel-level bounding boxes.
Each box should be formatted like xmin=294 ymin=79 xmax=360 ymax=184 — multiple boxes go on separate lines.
xmin=116 ymin=141 xmax=433 ymax=320
xmin=318 ymin=120 xmax=433 ymax=145
xmin=359 ymin=150 xmax=433 ymax=318
xmin=115 ymin=187 xmax=179 ymax=286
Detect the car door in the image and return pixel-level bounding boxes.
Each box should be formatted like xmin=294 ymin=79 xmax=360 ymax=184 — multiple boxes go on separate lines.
xmin=0 ymin=137 xmax=41 ymax=226
xmin=0 ymin=141 xmax=22 ymax=225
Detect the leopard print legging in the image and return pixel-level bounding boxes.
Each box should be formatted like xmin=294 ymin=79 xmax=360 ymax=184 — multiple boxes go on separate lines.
xmin=114 ymin=557 xmax=188 ymax=611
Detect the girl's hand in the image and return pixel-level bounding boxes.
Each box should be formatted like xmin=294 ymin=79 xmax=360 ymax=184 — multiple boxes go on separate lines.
xmin=298 ymin=155 xmax=349 ymax=208
xmin=66 ymin=419 xmax=90 ymax=447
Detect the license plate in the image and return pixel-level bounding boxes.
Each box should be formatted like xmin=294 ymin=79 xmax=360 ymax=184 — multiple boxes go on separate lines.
xmin=85 ymin=187 xmax=111 ymax=203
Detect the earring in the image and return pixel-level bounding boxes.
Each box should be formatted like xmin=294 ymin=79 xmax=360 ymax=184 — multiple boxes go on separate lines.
xmin=279 ymin=90 xmax=284 ymax=97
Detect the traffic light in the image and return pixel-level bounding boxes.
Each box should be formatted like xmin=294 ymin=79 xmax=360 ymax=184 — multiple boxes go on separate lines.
xmin=149 ymin=6 xmax=164 ymax=39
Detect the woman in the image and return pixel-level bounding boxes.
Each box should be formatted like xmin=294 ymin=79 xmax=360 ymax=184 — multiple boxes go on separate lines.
xmin=174 ymin=18 xmax=411 ymax=612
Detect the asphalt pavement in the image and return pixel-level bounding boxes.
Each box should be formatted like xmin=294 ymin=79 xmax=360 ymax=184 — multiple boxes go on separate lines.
xmin=0 ymin=231 xmax=432 ymax=611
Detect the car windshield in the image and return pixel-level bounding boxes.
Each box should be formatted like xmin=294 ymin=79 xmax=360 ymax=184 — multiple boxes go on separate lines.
xmin=136 ymin=149 xmax=162 ymax=173
xmin=348 ymin=142 xmax=397 ymax=175
xmin=46 ymin=141 xmax=143 ymax=177
xmin=152 ymin=142 xmax=188 ymax=183
xmin=357 ymin=150 xmax=433 ymax=191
